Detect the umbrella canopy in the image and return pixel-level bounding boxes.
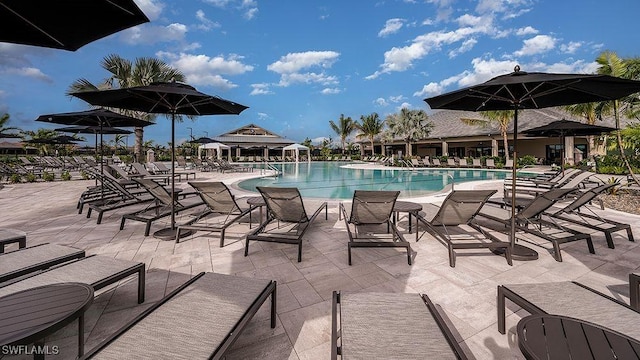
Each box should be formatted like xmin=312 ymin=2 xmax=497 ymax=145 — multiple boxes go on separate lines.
xmin=283 ymin=143 xmax=311 ymax=163
xmin=0 ymin=0 xmax=149 ymax=51
xmin=190 ymin=136 xmax=217 ymax=144
xmin=0 ymin=133 xmax=21 ymax=139
xmin=524 ymin=119 xmax=616 ymax=175
xmin=424 ymin=65 xmax=640 ymax=261
xmin=71 ymin=81 xmax=248 ymax=239
xmin=25 ymin=135 xmax=79 ymax=145
xmin=55 ymin=125 xmax=133 ymax=158
xmin=523 ymin=119 xmax=616 ymax=138
xmin=35 ymin=108 xmax=153 ymax=128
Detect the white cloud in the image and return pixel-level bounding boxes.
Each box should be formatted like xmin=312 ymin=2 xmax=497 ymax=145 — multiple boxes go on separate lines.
xmin=257 ymin=112 xmax=268 ymax=119
xmin=157 ymin=52 xmax=253 ymax=90
xmin=448 ymin=38 xmax=477 ymax=58
xmin=397 ymin=102 xmax=412 ymax=111
xmin=123 ymin=23 xmax=188 ymax=44
xmin=389 ymin=95 xmax=405 ymax=103
xmin=0 ymin=44 xmax=52 ymax=83
xmin=203 ymin=0 xmax=258 ymax=20
xmin=560 ymin=41 xmax=583 ymax=54
xmin=516 ymin=26 xmax=538 ymax=36
xmin=374 ymin=98 xmax=389 ymax=107
xmin=321 ymin=88 xmax=342 ymax=94
xmin=195 ymin=10 xmax=221 ymax=31
xmin=2 ymin=67 xmax=52 ymax=83
xmin=134 ymin=0 xmax=164 ymax=20
xmin=378 ymin=18 xmax=405 ymax=37
xmin=413 ymin=82 xmax=445 ymax=98
xmin=250 ymin=83 xmax=273 ymax=95
xmin=514 ymin=35 xmax=556 ymax=57
xmin=268 ymin=51 xmax=340 ymax=87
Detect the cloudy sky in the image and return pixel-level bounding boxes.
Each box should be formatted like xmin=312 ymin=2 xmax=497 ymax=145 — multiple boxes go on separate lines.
xmin=1 ymin=0 xmax=639 ymax=146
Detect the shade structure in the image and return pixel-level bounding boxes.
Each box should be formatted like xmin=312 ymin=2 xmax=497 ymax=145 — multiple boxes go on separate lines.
xmin=24 ymin=135 xmax=79 ymax=145
xmin=0 ymin=0 xmax=149 ymax=51
xmin=190 ymin=136 xmax=217 ymax=144
xmin=524 ymin=119 xmax=616 ymax=174
xmin=425 ymin=65 xmax=640 ymax=261
xmin=71 ymin=81 xmax=248 ymax=240
xmin=198 ymin=142 xmax=230 ymax=161
xmin=282 ymin=143 xmax=310 ymax=163
xmin=55 ymin=125 xmax=132 ymax=158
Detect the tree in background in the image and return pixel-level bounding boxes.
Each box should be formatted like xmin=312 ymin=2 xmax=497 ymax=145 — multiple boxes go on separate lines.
xmin=595 ymin=51 xmax=640 ymax=184
xmin=0 ymin=113 xmax=20 ymax=137
xmin=461 ymin=110 xmax=514 ymax=161
xmin=356 ymin=112 xmax=384 ymax=156
xmin=22 ymin=129 xmax=60 ymax=155
xmin=383 ymin=108 xmax=432 ymax=157
xmin=67 ymin=54 xmax=185 ymax=162
xmin=329 ymin=114 xmax=356 ymax=154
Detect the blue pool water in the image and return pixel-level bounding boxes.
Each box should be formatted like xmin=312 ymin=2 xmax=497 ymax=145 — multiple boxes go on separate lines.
xmin=238 ymin=162 xmax=516 ymax=199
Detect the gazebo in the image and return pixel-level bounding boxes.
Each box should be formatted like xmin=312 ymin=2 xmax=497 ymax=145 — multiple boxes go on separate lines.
xmin=198 ymin=142 xmax=231 ymax=161
xmin=283 ymin=143 xmax=310 ymax=163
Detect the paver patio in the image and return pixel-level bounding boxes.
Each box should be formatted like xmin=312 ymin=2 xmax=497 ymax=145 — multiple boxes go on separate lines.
xmin=0 ymin=167 xmax=638 ymax=359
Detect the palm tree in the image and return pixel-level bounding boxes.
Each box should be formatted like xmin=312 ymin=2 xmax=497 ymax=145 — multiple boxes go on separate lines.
xmin=561 ymin=103 xmax=608 ymax=159
xmin=595 ymin=51 xmax=639 ymax=183
xmin=461 ymin=110 xmax=513 ymax=161
xmin=0 ymin=113 xmax=20 ymax=137
xmin=329 ymin=114 xmax=356 ymax=154
xmin=22 ymin=128 xmax=59 ymax=155
xmin=67 ymin=54 xmax=185 ymax=161
xmin=356 ymin=112 xmax=384 ymax=156
xmin=383 ymin=108 xmax=432 ymax=157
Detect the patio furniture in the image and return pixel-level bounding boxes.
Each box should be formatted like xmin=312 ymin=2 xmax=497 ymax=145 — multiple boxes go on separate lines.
xmin=0 ymin=228 xmax=26 ymax=253
xmin=486 ymin=158 xmax=496 ymax=169
xmin=0 ymin=255 xmax=146 ymax=304
xmin=245 ymin=187 xmax=328 ymax=262
xmin=107 ymin=164 xmax=145 ymax=181
xmin=340 ymin=190 xmax=412 ymax=265
xmin=130 ymin=162 xmax=172 ymax=184
xmin=392 ymin=200 xmax=423 ymax=235
xmin=431 ymin=158 xmax=443 ymax=167
xmin=517 ymin=314 xmax=640 ymax=360
xmin=497 ymin=280 xmax=640 ymax=342
xmin=472 ymin=158 xmax=482 ymax=168
xmin=120 ymin=178 xmax=205 ymax=236
xmin=175 ymin=181 xmax=254 ymax=246
xmin=0 ymin=283 xmax=94 ymax=359
xmin=504 ymin=159 xmax=513 ymax=169
xmin=0 ymin=243 xmax=85 ymax=283
xmin=415 ymin=190 xmax=512 ymax=267
xmin=630 ymin=273 xmax=640 ymax=311
xmin=446 ymin=158 xmax=457 ymax=167
xmin=81 ymin=272 xmax=276 ymax=359
xmin=151 ymin=161 xmax=196 ymax=180
xmin=504 ymin=170 xmax=594 ymax=197
xmin=246 ymin=195 xmax=266 ymax=228
xmin=478 ymin=187 xmax=594 ymax=262
xmin=544 ymin=183 xmax=634 ymax=249
xmin=331 ymin=291 xmax=468 ymax=360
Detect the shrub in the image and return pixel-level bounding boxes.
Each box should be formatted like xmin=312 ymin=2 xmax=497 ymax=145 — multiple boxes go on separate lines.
xmin=9 ymin=173 xmax=21 ymax=183
xmin=80 ymin=170 xmax=90 ymax=180
xmin=25 ymin=173 xmax=37 ymax=183
xmin=597 ymin=165 xmax=627 ymax=175
xmin=518 ymin=154 xmax=538 ymax=166
xmin=61 ymin=171 xmax=72 ymax=181
xmin=43 ymin=171 xmax=55 ymax=182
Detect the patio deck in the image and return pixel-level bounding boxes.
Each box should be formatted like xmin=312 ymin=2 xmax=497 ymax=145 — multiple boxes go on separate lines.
xmin=1 ymin=169 xmax=638 ymax=359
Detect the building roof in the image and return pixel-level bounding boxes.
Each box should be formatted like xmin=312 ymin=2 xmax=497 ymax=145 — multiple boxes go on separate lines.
xmin=212 ymin=123 xmax=297 ymax=147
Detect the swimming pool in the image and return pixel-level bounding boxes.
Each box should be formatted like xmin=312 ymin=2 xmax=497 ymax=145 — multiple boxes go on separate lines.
xmin=237 ymin=162 xmax=516 ymax=199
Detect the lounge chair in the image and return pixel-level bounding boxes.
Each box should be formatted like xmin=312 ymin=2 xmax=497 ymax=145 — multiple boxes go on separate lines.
xmin=446 ymin=158 xmax=457 ymax=167
xmin=340 ymin=190 xmax=412 ymax=265
xmin=0 ymin=228 xmax=26 ymax=253
xmin=543 ymin=183 xmax=634 ymax=249
xmin=504 ymin=159 xmax=513 ymax=169
xmin=245 ymin=187 xmax=328 ymax=262
xmin=151 ymin=161 xmax=197 ymax=180
xmin=497 ymin=279 xmax=640 ymax=341
xmin=108 ymin=164 xmax=145 ymax=181
xmin=472 ymin=158 xmax=482 ymax=168
xmin=130 ymin=162 xmax=172 ymax=184
xmin=81 ymin=272 xmax=275 ymax=359
xmin=120 ymin=178 xmax=205 ymax=236
xmin=486 ymin=158 xmax=496 ymax=169
xmin=332 ymin=291 xmax=468 ymax=360
xmin=477 ymin=187 xmax=595 ymax=262
xmin=0 ymin=243 xmax=85 ymax=283
xmin=431 ymin=158 xmax=442 ymax=167
xmin=415 ymin=190 xmax=512 ymax=267
xmin=0 ymin=255 xmax=145 ymax=304
xmin=175 ymin=181 xmax=254 ymax=246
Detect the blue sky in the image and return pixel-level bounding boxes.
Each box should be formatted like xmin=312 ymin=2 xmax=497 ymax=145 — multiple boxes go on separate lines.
xmin=1 ymin=0 xmax=639 ymax=147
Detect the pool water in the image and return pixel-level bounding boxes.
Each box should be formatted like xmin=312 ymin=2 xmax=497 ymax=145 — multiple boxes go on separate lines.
xmin=238 ymin=162 xmax=517 ymax=199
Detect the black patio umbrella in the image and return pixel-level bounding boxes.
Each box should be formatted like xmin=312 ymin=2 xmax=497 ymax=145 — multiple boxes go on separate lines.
xmin=0 ymin=0 xmax=149 ymax=51
xmin=55 ymin=125 xmax=133 ymax=158
xmin=424 ymin=65 xmax=640 ymax=260
xmin=190 ymin=136 xmax=218 ymax=144
xmin=36 ymin=108 xmax=153 ymax=196
xmin=0 ymin=132 xmax=21 ymax=139
xmin=71 ymin=81 xmax=249 ymax=240
xmin=24 ymin=135 xmax=79 ymax=145
xmin=523 ymin=119 xmax=616 ymax=174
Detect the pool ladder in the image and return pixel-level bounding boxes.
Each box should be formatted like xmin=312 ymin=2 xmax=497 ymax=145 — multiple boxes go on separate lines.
xmin=262 ymin=162 xmax=281 ymax=177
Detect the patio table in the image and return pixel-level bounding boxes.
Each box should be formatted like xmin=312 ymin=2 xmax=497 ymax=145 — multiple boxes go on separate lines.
xmin=392 ymin=201 xmax=423 ymax=237
xmin=0 ymin=282 xmax=94 ymax=359
xmin=0 ymin=228 xmax=26 ymax=253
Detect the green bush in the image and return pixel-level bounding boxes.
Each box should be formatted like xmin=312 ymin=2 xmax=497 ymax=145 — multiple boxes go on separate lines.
xmin=43 ymin=171 xmax=55 ymax=182
xmin=80 ymin=170 xmax=90 ymax=180
xmin=61 ymin=171 xmax=72 ymax=181
xmin=518 ymin=154 xmax=538 ymax=166
xmin=25 ymin=173 xmax=37 ymax=183
xmin=597 ymin=165 xmax=627 ymax=175
xmin=9 ymin=173 xmax=21 ymax=183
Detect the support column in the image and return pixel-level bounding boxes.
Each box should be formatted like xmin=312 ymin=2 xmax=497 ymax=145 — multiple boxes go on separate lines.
xmin=565 ymin=136 xmax=575 ymax=165
xmin=441 ymin=141 xmax=448 ymax=156
xmin=491 ymin=139 xmax=499 ymax=157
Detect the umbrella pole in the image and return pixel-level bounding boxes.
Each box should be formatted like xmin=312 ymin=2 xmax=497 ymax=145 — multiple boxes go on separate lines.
xmin=100 ymin=122 xmax=105 ymax=200
xmin=508 ymin=108 xmax=538 ymax=261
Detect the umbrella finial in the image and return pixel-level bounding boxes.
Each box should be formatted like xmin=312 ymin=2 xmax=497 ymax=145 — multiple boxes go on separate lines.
xmin=514 ymin=65 xmax=521 ymax=73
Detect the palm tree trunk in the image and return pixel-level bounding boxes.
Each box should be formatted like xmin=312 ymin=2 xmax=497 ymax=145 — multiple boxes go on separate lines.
xmin=370 ymin=138 xmax=375 ymax=156
xmin=614 ymin=102 xmax=639 ymax=185
xmin=134 ymin=126 xmax=143 ymax=162
xmin=502 ymin=132 xmax=510 ymax=162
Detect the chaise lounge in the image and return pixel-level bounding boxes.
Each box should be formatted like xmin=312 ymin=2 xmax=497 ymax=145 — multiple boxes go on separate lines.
xmin=0 ymin=243 xmax=85 ymax=283
xmin=81 ymin=272 xmax=276 ymax=359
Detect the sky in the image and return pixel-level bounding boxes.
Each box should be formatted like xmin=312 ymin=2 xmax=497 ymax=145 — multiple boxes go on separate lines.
xmin=2 ymin=0 xmax=640 ymax=147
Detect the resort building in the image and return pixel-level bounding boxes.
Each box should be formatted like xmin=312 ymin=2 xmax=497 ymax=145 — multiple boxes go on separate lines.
xmin=207 ymin=123 xmax=298 ymax=160
xmin=366 ymin=108 xmax=622 ymax=165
